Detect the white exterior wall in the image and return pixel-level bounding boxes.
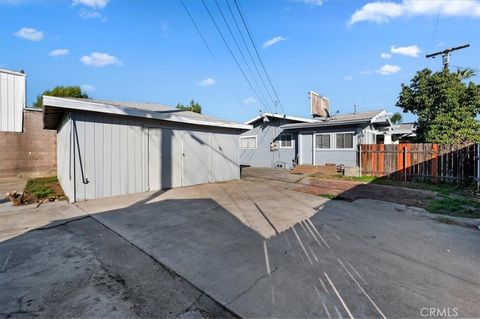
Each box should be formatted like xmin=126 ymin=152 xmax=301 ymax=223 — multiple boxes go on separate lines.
xmin=56 ymin=113 xmax=72 ymax=200
xmin=59 ymin=111 xmax=241 ymax=202
xmin=0 ymin=69 xmax=26 ymax=132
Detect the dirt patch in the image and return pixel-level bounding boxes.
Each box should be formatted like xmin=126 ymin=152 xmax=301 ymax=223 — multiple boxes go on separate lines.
xmin=22 ymin=176 xmax=67 ymax=204
xmin=292 ymin=177 xmax=437 ymax=208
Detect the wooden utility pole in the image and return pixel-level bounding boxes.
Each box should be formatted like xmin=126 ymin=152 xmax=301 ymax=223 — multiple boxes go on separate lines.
xmin=425 ymin=44 xmax=470 ymax=71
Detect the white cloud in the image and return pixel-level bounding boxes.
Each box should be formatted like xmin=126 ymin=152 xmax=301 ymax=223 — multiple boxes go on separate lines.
xmin=196 ymin=77 xmax=215 ymax=86
xmin=262 ymin=36 xmax=287 ymax=49
xmin=243 ymin=97 xmax=256 ymax=104
xmin=360 ymin=70 xmax=372 ymax=74
xmin=79 ymin=9 xmax=103 ymax=19
xmin=390 ymin=45 xmax=421 ymax=57
xmin=80 ymin=52 xmax=121 ymax=67
xmin=72 ymin=0 xmax=108 ymax=9
xmin=49 ymin=49 xmax=69 ymax=57
xmin=380 ymin=52 xmax=392 ymax=59
xmin=80 ymin=84 xmax=96 ymax=92
xmin=300 ymin=0 xmax=323 ymax=5
xmin=344 ymin=75 xmax=353 ymax=81
xmin=376 ymin=64 xmax=401 ymax=75
xmin=14 ymin=27 xmax=43 ymax=41
xmin=349 ymin=0 xmax=480 ymax=25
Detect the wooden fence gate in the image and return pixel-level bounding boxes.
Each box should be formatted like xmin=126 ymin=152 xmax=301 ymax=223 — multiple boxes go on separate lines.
xmin=359 ymin=143 xmax=479 ymax=184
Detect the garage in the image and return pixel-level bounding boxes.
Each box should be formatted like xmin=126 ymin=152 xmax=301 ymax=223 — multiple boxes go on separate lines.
xmin=42 ymin=96 xmax=251 ymax=202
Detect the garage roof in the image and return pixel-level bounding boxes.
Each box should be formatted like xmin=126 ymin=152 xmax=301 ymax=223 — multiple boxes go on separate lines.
xmin=43 ymin=96 xmax=252 ymax=130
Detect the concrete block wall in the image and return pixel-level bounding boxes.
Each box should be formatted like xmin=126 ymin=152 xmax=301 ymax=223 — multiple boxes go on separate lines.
xmin=0 ymin=109 xmax=56 ymax=179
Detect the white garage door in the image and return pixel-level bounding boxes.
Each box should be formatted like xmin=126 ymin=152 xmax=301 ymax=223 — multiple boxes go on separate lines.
xmin=148 ymin=128 xmax=239 ymax=190
xmin=148 ymin=128 xmax=182 ymax=190
xmin=182 ymin=131 xmax=210 ymax=186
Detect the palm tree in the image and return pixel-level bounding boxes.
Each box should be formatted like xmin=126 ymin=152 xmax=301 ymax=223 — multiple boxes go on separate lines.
xmin=390 ymin=112 xmax=402 ymax=124
xmin=455 ymin=68 xmax=476 ymax=80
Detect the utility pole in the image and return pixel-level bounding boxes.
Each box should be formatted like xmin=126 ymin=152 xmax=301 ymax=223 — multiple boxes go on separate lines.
xmin=425 ymin=44 xmax=470 ymax=71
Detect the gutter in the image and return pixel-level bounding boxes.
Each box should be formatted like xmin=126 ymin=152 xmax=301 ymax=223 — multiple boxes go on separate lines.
xmin=43 ymin=96 xmax=253 ymax=131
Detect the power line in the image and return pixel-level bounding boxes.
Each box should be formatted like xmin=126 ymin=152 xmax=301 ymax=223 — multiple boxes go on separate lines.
xmin=213 ymin=0 xmax=274 ymax=111
xmin=233 ymin=0 xmax=286 ymax=114
xmin=180 ymin=0 xmax=248 ymax=113
xmin=224 ymin=0 xmax=278 ymax=110
xmin=201 ymin=0 xmax=273 ymax=113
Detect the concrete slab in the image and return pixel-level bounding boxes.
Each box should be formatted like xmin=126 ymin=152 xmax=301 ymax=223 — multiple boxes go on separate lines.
xmin=0 ymin=217 xmax=234 ymax=318
xmin=0 ymin=201 xmax=87 ymax=241
xmin=76 ymin=177 xmax=480 ymax=318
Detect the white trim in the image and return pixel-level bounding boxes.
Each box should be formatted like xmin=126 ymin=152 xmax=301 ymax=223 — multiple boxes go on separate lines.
xmin=298 ymin=133 xmax=303 ymax=164
xmin=279 ymin=133 xmax=293 ymax=149
xmin=245 ymin=112 xmax=316 ymax=125
xmin=312 ymin=133 xmax=316 ymax=165
xmin=239 ymin=135 xmax=257 ymax=149
xmin=44 ymin=96 xmax=252 ymax=130
xmin=334 ymin=132 xmax=355 ymax=150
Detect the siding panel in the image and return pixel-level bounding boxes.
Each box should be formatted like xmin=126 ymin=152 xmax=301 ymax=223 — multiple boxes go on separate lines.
xmin=240 ymin=118 xmax=298 ymax=169
xmin=0 ymin=70 xmax=25 ymax=132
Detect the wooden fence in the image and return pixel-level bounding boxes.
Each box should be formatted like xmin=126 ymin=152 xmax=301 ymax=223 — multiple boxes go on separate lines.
xmin=359 ymin=143 xmax=479 ymax=184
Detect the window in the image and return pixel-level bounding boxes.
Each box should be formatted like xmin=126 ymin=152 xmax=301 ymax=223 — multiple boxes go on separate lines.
xmin=240 ymin=136 xmax=257 ymax=149
xmin=315 ymin=134 xmax=331 ymax=149
xmin=336 ymin=133 xmax=354 ymax=149
xmin=279 ymin=134 xmax=293 ymax=148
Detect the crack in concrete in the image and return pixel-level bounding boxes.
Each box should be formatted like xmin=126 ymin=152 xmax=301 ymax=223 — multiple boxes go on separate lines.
xmin=225 ymin=266 xmax=279 ymax=306
xmin=31 ymin=215 xmax=90 ymax=232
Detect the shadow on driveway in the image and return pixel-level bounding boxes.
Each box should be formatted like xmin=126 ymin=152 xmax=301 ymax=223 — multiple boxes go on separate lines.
xmin=1 ymin=173 xmax=479 ymax=318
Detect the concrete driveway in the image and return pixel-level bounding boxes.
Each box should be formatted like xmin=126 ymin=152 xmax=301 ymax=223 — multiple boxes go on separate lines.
xmin=73 ymin=169 xmax=480 ymax=318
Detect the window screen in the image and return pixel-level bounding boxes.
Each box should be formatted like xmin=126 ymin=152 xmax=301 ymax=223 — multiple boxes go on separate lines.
xmin=240 ymin=136 xmax=257 ymax=149
xmin=315 ymin=134 xmax=331 ymax=149
xmin=336 ymin=133 xmax=353 ymax=149
xmin=280 ymin=134 xmax=292 ymax=148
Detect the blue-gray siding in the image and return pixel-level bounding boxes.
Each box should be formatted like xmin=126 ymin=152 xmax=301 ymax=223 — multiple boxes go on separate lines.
xmin=297 ymin=124 xmax=371 ymax=167
xmin=240 ymin=118 xmax=298 ymax=169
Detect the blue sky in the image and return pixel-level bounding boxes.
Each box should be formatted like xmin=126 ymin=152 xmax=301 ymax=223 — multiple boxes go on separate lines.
xmin=1 ymin=0 xmax=479 ymax=123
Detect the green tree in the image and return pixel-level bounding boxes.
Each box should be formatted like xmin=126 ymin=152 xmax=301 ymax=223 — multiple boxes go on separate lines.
xmin=176 ymin=99 xmax=202 ymax=114
xmin=396 ymin=68 xmax=480 ymax=144
xmin=456 ymin=67 xmax=476 ymax=80
xmin=390 ymin=112 xmax=403 ymax=124
xmin=33 ymin=86 xmax=89 ymax=108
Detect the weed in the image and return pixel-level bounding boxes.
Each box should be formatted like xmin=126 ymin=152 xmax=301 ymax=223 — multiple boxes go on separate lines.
xmin=24 ymin=176 xmax=67 ymax=202
xmin=318 ymin=194 xmax=346 ymax=200
xmin=426 ymin=195 xmax=480 ymax=218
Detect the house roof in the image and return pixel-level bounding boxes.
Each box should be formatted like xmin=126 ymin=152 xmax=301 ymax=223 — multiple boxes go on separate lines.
xmin=245 ymin=112 xmax=317 ymax=125
xmin=0 ymin=68 xmax=26 ymax=77
xmin=42 ymin=96 xmax=252 ymax=130
xmin=280 ymin=109 xmax=391 ymax=129
xmin=383 ymin=123 xmax=417 ymax=136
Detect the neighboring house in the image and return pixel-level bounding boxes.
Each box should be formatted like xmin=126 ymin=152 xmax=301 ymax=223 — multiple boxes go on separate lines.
xmin=0 ymin=68 xmax=56 ymax=179
xmin=42 ymin=96 xmax=251 ymax=202
xmin=281 ymin=110 xmax=392 ymax=167
xmin=0 ymin=68 xmax=26 ymax=132
xmin=380 ymin=123 xmax=417 ymax=144
xmin=239 ymin=113 xmax=316 ymax=169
